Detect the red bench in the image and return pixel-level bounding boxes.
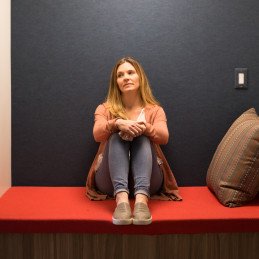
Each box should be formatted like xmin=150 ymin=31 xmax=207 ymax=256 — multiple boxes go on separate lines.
xmin=0 ymin=186 xmax=258 ymax=234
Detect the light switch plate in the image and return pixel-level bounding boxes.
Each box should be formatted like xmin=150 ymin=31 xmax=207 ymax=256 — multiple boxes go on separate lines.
xmin=235 ymin=68 xmax=248 ymax=89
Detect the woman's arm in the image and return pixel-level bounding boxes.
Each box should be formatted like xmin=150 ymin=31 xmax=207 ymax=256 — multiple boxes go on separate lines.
xmin=93 ymin=104 xmax=146 ymax=142
xmin=143 ymin=107 xmax=169 ymax=145
xmin=93 ymin=104 xmax=118 ymax=142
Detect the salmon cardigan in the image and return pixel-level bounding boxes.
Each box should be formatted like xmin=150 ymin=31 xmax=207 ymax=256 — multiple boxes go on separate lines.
xmin=86 ymin=102 xmax=182 ymax=201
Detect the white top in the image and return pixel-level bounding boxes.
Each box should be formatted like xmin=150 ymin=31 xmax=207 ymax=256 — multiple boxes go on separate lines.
xmin=136 ymin=108 xmax=146 ymax=122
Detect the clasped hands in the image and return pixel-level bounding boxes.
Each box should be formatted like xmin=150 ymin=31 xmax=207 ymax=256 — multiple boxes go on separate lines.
xmin=115 ymin=119 xmax=146 ymax=141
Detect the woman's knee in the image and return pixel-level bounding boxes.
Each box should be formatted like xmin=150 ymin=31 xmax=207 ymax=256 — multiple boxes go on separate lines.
xmin=133 ymin=135 xmax=151 ymax=147
xmin=109 ymin=133 xmax=121 ymax=143
xmin=137 ymin=135 xmax=150 ymax=142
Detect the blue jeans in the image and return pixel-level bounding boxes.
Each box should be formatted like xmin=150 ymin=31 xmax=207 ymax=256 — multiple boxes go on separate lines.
xmin=95 ymin=133 xmax=163 ymax=197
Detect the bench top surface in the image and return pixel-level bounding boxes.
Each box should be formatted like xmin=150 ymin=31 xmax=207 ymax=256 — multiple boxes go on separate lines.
xmin=0 ymin=186 xmax=258 ymax=234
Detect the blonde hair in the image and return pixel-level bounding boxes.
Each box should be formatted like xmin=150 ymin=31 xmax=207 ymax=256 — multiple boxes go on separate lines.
xmin=106 ymin=57 xmax=160 ymax=119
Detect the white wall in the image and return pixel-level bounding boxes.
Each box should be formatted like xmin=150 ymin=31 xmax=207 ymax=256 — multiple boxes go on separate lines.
xmin=0 ymin=0 xmax=11 ymax=196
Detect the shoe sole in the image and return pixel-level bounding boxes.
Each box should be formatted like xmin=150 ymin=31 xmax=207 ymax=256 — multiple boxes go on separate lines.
xmin=133 ymin=216 xmax=152 ymax=225
xmin=112 ymin=217 xmax=133 ymax=225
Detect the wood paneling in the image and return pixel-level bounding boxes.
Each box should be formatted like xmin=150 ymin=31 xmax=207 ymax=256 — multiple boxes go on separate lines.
xmin=0 ymin=233 xmax=258 ymax=259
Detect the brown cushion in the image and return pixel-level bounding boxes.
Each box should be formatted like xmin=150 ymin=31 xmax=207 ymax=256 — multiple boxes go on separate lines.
xmin=206 ymin=108 xmax=259 ymax=207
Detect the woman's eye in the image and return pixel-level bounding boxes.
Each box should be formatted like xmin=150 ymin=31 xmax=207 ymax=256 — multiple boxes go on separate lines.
xmin=117 ymin=74 xmax=123 ymax=78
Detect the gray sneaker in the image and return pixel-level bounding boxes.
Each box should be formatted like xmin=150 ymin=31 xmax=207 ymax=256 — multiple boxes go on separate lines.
xmin=133 ymin=202 xmax=152 ymax=225
xmin=112 ymin=202 xmax=132 ymax=225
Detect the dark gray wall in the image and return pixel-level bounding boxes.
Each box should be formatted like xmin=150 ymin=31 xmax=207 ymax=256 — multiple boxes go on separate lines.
xmin=12 ymin=0 xmax=259 ymax=186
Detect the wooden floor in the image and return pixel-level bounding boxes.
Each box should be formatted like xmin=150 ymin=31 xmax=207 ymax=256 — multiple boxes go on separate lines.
xmin=0 ymin=232 xmax=258 ymax=259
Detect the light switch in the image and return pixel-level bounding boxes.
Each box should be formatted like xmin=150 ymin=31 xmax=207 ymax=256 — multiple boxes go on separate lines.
xmin=235 ymin=68 xmax=248 ymax=89
xmin=238 ymin=73 xmax=245 ymax=85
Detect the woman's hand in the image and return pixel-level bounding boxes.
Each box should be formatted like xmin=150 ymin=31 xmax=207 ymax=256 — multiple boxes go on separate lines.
xmin=116 ymin=119 xmax=146 ymax=138
xmin=136 ymin=121 xmax=146 ymax=136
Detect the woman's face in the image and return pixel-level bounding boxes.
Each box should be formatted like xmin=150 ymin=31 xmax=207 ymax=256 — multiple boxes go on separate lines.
xmin=116 ymin=62 xmax=140 ymax=94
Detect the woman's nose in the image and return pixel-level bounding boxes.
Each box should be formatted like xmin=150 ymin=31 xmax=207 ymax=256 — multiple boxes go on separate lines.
xmin=123 ymin=75 xmax=129 ymax=81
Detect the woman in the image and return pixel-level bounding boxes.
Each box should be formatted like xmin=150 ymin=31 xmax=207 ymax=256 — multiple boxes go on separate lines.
xmin=86 ymin=57 xmax=181 ymax=225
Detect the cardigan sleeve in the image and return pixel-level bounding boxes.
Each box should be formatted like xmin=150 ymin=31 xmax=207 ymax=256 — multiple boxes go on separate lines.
xmin=144 ymin=106 xmax=169 ymax=145
xmin=93 ymin=104 xmax=118 ymax=142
